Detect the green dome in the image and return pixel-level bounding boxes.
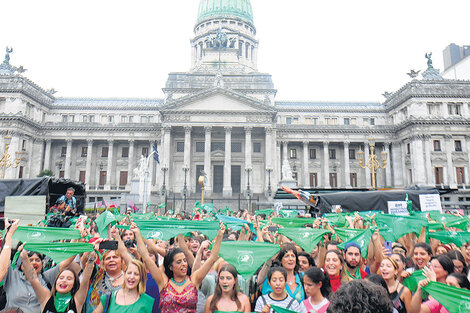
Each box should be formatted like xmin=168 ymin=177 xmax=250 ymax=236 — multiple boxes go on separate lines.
xmin=197 ymin=0 xmax=253 ymax=24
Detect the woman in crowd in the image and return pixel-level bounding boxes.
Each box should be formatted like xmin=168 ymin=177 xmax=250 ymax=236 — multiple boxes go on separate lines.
xmin=93 ymin=260 xmax=154 ymax=313
xmin=20 ymin=248 xmax=95 ymax=313
xmin=446 ymin=250 xmax=467 ymax=275
xmin=255 ymin=267 xmax=306 ymax=313
xmin=323 ymin=250 xmax=345 ymax=292
xmin=0 ymin=219 xmax=75 ymax=313
xmin=261 ymin=243 xmax=305 ymax=303
xmin=391 ymin=253 xmax=407 ymax=282
xmin=134 ymin=222 xmax=224 ymax=313
xmin=379 ymin=257 xmax=412 ymax=313
xmin=204 ymin=264 xmax=250 ymax=313
xmin=301 ymin=267 xmax=331 ymax=313
xmin=407 ymin=243 xmax=433 ymax=273
xmin=429 ymin=255 xmax=454 ymax=284
xmin=298 ymin=252 xmax=315 ymax=273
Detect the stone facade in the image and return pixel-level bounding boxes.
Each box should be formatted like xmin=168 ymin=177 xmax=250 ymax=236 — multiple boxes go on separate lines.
xmin=1 ymin=2 xmax=470 ymax=211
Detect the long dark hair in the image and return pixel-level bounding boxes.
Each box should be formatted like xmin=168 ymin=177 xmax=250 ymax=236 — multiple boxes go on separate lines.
xmin=431 ymin=255 xmax=454 ymax=275
xmin=275 ymin=243 xmax=299 ymax=273
xmin=209 ymin=264 xmax=241 ymax=312
xmin=164 ymin=248 xmax=192 ymax=279
xmin=447 ymin=272 xmax=470 ymax=289
xmin=447 ymin=250 xmax=468 ymax=275
xmin=304 ymin=267 xmax=331 ymax=297
xmin=51 ymin=268 xmax=80 ymax=296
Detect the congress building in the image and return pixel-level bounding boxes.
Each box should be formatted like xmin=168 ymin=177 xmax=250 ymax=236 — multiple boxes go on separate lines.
xmin=1 ymin=0 xmax=470 ymax=212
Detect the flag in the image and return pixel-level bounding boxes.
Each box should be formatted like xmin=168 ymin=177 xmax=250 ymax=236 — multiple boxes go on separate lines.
xmin=13 ymin=226 xmax=81 ymax=243
xmin=94 ymin=210 xmax=116 ymax=238
xmin=216 ymin=214 xmax=254 ymax=233
xmin=334 ymin=227 xmax=365 ymax=242
xmin=271 ymin=304 xmax=298 ymax=313
xmin=337 ymin=228 xmax=373 ymax=258
xmin=134 ymin=220 xmax=220 ymax=241
xmin=322 ymin=213 xmax=348 ymax=227
xmin=24 ymin=242 xmax=94 ymax=264
xmin=152 ymin=144 xmax=160 ymax=164
xmin=218 ymin=241 xmax=280 ymax=279
xmin=254 ymin=209 xmax=274 ymax=217
xmin=278 ymin=228 xmax=330 ymax=253
xmin=375 ymin=213 xmax=428 ymax=239
xmin=279 ymin=209 xmax=298 ymax=218
xmin=422 ymin=281 xmax=470 ymax=313
xmin=428 ymin=231 xmax=470 ymax=247
xmin=128 ymin=201 xmax=137 ymax=212
xmin=402 ymin=270 xmax=426 ymax=293
xmin=271 ymin=217 xmax=315 ymax=228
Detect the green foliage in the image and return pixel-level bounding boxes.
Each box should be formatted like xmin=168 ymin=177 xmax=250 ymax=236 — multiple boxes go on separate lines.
xmin=37 ymin=169 xmax=54 ymax=177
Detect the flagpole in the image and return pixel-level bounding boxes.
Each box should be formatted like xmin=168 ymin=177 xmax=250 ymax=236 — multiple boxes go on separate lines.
xmin=143 ymin=150 xmax=156 ymax=214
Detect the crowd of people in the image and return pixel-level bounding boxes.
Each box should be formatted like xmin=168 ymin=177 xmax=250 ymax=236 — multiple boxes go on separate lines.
xmin=0 ymin=198 xmax=469 ymax=313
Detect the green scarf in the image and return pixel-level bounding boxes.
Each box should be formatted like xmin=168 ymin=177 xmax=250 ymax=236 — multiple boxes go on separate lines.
xmin=345 ymin=266 xmax=361 ymax=280
xmin=278 ymin=228 xmax=330 ymax=253
xmin=422 ymin=281 xmax=470 ymax=313
xmin=271 ymin=304 xmax=297 ymax=313
xmin=54 ymin=292 xmax=72 ymax=312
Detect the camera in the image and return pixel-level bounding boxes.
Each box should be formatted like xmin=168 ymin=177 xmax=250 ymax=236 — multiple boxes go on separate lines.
xmin=123 ymin=239 xmax=136 ymax=249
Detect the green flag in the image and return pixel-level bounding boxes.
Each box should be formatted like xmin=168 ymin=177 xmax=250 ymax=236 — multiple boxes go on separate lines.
xmin=428 ymin=211 xmax=469 ymax=230
xmin=271 ymin=217 xmax=315 ymax=228
xmin=219 ymin=241 xmax=280 ymax=280
xmin=428 ymin=231 xmax=470 ymax=247
xmin=134 ymin=220 xmax=220 ymax=241
xmin=422 ymin=281 xmax=470 ymax=313
xmin=94 ymin=210 xmax=117 ymax=237
xmin=271 ymin=304 xmax=297 ymax=313
xmin=333 ymin=227 xmax=365 ymax=242
xmin=375 ymin=213 xmax=428 ymax=239
xmin=402 ymin=270 xmax=426 ymax=293
xmin=322 ymin=213 xmax=348 ymax=227
xmin=13 ymin=226 xmax=81 ymax=243
xmin=278 ymin=228 xmax=330 ymax=252
xmin=279 ymin=210 xmax=298 ymax=218
xmin=337 ymin=228 xmax=373 ymax=258
xmin=24 ymin=242 xmax=94 ymax=264
xmin=254 ymin=209 xmax=274 ymax=217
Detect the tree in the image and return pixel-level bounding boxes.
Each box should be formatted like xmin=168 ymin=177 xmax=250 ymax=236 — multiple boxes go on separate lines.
xmin=37 ymin=169 xmax=53 ymax=177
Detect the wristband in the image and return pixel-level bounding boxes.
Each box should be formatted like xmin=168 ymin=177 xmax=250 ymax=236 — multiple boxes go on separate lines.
xmin=3 ymin=245 xmax=10 ymax=250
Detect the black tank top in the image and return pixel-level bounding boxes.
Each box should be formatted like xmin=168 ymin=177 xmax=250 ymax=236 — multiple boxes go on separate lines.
xmin=389 ymin=286 xmax=407 ymax=313
xmin=42 ymin=295 xmax=78 ymax=313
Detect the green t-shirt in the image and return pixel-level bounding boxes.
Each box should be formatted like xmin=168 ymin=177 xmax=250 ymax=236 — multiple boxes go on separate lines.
xmin=100 ymin=290 xmax=154 ymax=313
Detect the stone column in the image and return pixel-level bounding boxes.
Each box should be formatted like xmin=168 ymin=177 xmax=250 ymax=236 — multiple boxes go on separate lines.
xmin=148 ymin=141 xmax=155 ymax=188
xmin=364 ymin=142 xmax=371 ymax=188
xmin=105 ymin=139 xmax=114 ymax=190
xmin=466 ymin=136 xmax=470 ymax=185
xmin=223 ymin=126 xmax=232 ymax=197
xmin=444 ymin=135 xmax=456 ymax=187
xmin=323 ymin=141 xmax=330 ymax=188
xmin=384 ymin=143 xmax=392 ymax=187
xmin=423 ymin=136 xmax=433 ymax=185
xmin=162 ymin=127 xmax=171 ymax=168
xmin=282 ymin=141 xmax=288 ymax=169
xmin=43 ymin=139 xmax=52 ymax=171
xmin=85 ymin=139 xmax=93 ymax=187
xmin=462 ymin=102 xmax=469 ymax=117
xmin=245 ymin=127 xmax=252 ymax=189
xmin=410 ymin=135 xmax=426 ymax=185
xmin=391 ymin=142 xmax=404 ymax=187
xmin=204 ymin=127 xmax=212 ymax=194
xmin=127 ymin=139 xmax=135 ymax=185
xmin=302 ymin=141 xmax=309 ymax=188
xmin=343 ymin=141 xmax=351 ymax=187
xmin=401 ymin=142 xmax=409 ymax=185
xmin=441 ymin=102 xmax=449 ymax=118
xmin=265 ymin=128 xmax=273 ymax=191
xmin=26 ymin=139 xmax=34 ymax=178
xmin=275 ymin=140 xmax=281 ymax=187
xmin=64 ymin=139 xmax=72 ymax=179
xmin=184 ymin=126 xmax=191 ymax=168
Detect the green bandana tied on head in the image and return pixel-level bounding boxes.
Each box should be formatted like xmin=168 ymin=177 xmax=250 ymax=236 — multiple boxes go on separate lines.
xmin=54 ymin=292 xmax=72 ymax=312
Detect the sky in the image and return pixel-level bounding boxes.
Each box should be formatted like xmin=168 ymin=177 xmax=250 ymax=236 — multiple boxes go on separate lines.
xmin=1 ymin=0 xmax=469 ymax=102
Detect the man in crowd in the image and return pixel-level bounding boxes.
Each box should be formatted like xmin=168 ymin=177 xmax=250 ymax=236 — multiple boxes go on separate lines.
xmin=57 ymin=187 xmax=77 ymax=216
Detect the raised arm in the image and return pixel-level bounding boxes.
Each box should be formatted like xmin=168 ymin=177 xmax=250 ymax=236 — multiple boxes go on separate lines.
xmin=20 ymin=248 xmax=50 ymax=309
xmin=111 ymin=226 xmax=133 ymax=266
xmin=132 ymin=224 xmax=168 ymax=291
xmin=191 ymin=224 xmax=225 ymax=287
xmin=176 ymin=234 xmax=195 ymax=267
xmin=75 ymin=252 xmax=97 ymax=312
xmin=0 ymin=219 xmax=18 ymax=281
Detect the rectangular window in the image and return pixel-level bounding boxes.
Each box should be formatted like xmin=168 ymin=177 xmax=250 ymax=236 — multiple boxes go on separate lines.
xmin=101 ymin=147 xmax=108 ymax=157
xmin=253 ymin=142 xmax=261 ymax=153
xmin=435 ymin=167 xmax=443 ymax=184
xmin=293 ymin=117 xmax=299 ymax=124
xmin=18 ymin=166 xmax=23 ymax=179
xmin=286 ymin=117 xmax=292 ymax=125
xmin=61 ymin=146 xmax=67 ymax=157
xmin=349 ymin=148 xmax=356 ymax=160
xmin=82 ymin=115 xmax=88 ymax=122
xmin=22 ymin=140 xmax=26 ymax=151
xmin=108 ymin=116 xmax=114 ymax=123
xmin=433 ymin=140 xmax=441 ymax=151
xmin=309 ymin=173 xmax=318 ymax=187
xmin=344 ymin=118 xmax=350 ymax=125
xmin=289 ymin=148 xmax=297 ymax=159
xmin=231 ymin=142 xmax=242 ymax=153
xmin=176 ymin=142 xmax=185 ymax=153
xmin=350 ymin=173 xmax=358 ymax=187
xmin=121 ymin=116 xmax=127 ymax=123
xmin=62 ymin=115 xmax=68 ymax=122
xmin=148 ymin=116 xmax=154 ymax=123
xmin=140 ymin=116 xmax=147 ymax=123
xmin=455 ymin=140 xmax=462 ymax=152
xmin=89 ymin=197 xmax=96 ymax=203
xmin=370 ymin=118 xmax=375 ymax=125
xmin=79 ymin=171 xmax=86 ymax=183
xmin=120 ymin=171 xmax=128 ymax=186
xmin=142 ymin=147 xmax=149 ymax=157
xmin=89 ymin=115 xmax=95 ymax=122
xmin=409 ymin=169 xmax=413 ymax=183
xmin=329 ymin=149 xmax=336 ymax=159
xmin=309 ymin=149 xmax=316 ymax=159
xmin=70 ymin=115 xmax=75 ymax=122
xmin=196 ymin=142 xmax=205 ymax=153
xmin=211 ymin=142 xmax=225 ymax=152
xmin=122 ymin=147 xmax=129 ymax=158
xmin=456 ymin=167 xmax=465 ymax=185
xmin=350 ymin=118 xmax=357 ymax=125
xmin=329 ymin=173 xmax=338 ymax=187
xmin=407 ymin=143 xmax=411 ymax=154
xmin=99 ymin=171 xmax=107 ymax=186
xmin=128 ymin=116 xmax=134 ymax=123
xmin=363 ymin=117 xmax=369 ymax=125
xmin=81 ymin=147 xmax=88 ymax=157
xmin=59 ymin=170 xmax=65 ymax=178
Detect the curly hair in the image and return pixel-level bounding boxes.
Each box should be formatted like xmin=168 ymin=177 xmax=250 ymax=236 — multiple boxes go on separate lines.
xmin=164 ymin=248 xmax=192 ymax=279
xmin=327 ymin=280 xmax=394 ymax=313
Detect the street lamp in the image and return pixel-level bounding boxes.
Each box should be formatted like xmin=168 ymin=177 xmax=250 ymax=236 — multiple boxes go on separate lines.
xmin=266 ymin=168 xmax=273 ymax=198
xmin=246 ymin=168 xmax=252 ymax=212
xmin=0 ymin=132 xmax=22 ymax=179
xmin=357 ymin=138 xmax=387 ymax=190
xmin=198 ymin=170 xmax=206 ymax=204
xmin=182 ymin=165 xmax=189 ymax=212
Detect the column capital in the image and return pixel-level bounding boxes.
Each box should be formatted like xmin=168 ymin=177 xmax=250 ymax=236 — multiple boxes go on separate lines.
xmin=384 ymin=141 xmax=392 ymax=147
xmin=184 ymin=126 xmax=192 ymax=133
xmin=163 ymin=125 xmax=172 ymax=132
xmin=204 ymin=126 xmax=212 ymax=133
xmin=344 ymin=140 xmax=350 ymax=145
xmin=129 ymin=139 xmax=135 ymax=144
xmin=224 ymin=126 xmax=232 ymax=133
xmin=282 ymin=140 xmax=288 ymax=145
xmin=443 ymin=134 xmax=453 ymax=140
xmin=45 ymin=138 xmax=52 ymax=143
xmin=244 ymin=126 xmax=253 ymax=133
xmin=66 ymin=139 xmax=73 ymax=144
xmin=87 ymin=139 xmax=93 ymax=145
xmin=302 ymin=140 xmax=309 ymax=146
xmin=265 ymin=126 xmax=273 ymax=134
xmin=107 ymin=139 xmax=114 ymax=145
xmin=323 ymin=141 xmax=329 ymax=146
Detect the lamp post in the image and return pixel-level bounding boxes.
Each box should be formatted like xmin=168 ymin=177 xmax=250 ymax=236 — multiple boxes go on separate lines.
xmin=198 ymin=172 xmax=206 ymax=204
xmin=357 ymin=138 xmax=387 ymax=190
xmin=182 ymin=165 xmax=189 ymax=212
xmin=1 ymin=132 xmax=22 ymax=179
xmin=161 ymin=166 xmax=168 ymax=196
xmin=266 ymin=168 xmax=273 ymax=198
xmin=246 ymin=168 xmax=252 ymax=212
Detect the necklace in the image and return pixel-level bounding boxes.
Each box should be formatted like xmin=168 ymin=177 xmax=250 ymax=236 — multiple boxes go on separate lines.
xmin=103 ymin=271 xmax=124 ymax=292
xmin=171 ymin=277 xmax=187 ymax=286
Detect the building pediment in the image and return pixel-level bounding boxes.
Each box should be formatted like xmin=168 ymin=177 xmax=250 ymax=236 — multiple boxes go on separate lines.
xmin=160 ymin=87 xmax=276 ymax=114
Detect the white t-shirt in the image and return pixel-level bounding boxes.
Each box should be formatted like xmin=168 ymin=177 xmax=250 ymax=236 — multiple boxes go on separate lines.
xmin=255 ymin=294 xmax=307 ymax=313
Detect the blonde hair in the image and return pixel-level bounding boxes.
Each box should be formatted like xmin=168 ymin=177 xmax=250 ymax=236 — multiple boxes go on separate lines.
xmin=123 ymin=260 xmax=147 ymax=295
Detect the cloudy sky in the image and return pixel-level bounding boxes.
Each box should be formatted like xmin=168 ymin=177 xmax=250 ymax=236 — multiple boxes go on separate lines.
xmin=1 ymin=0 xmax=469 ymax=102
